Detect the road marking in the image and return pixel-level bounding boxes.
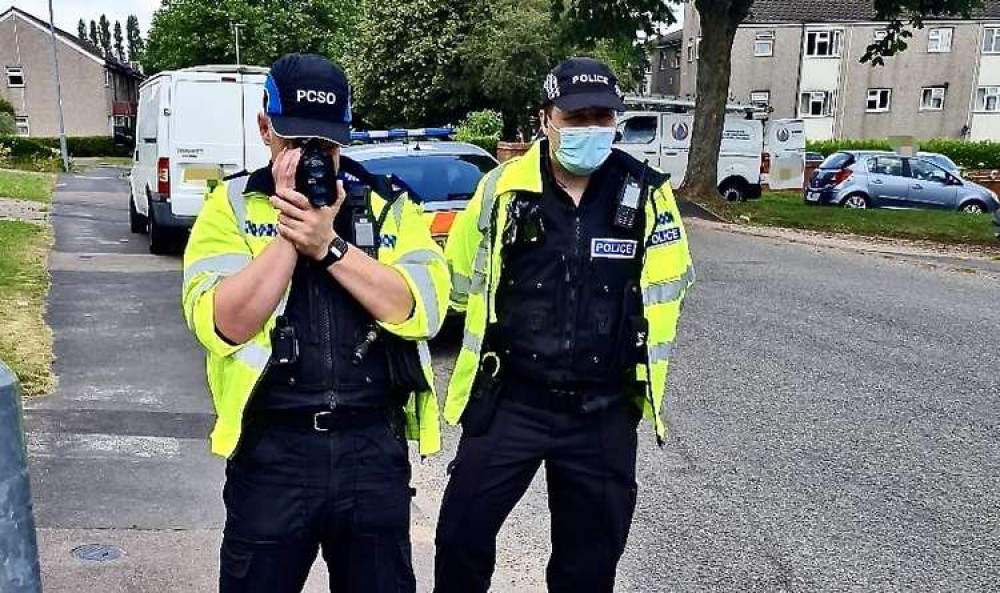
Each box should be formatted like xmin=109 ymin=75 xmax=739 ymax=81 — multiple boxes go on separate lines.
xmin=27 ymin=432 xmax=182 ymax=460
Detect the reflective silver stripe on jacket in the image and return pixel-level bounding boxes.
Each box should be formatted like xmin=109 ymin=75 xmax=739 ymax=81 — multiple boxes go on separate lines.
xmin=648 ymin=341 xmax=673 ymax=364
xmin=642 ymin=266 xmax=696 ymax=306
xmin=398 ymin=263 xmax=441 ymax=333
xmin=462 ymin=331 xmax=482 ymax=355
xmin=418 ymin=341 xmax=432 ymax=370
xmin=234 ymin=341 xmax=271 ymax=370
xmin=227 ymin=176 xmax=250 ymax=232
xmin=397 ymin=248 xmax=444 ymax=266
xmin=451 ymin=271 xmax=472 ymax=305
xmin=477 ymin=166 xmax=506 ymax=232
xmin=183 ymin=253 xmax=252 ymax=288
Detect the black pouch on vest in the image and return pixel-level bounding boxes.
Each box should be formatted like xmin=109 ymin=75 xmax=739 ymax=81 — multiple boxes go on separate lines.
xmin=460 ymin=353 xmax=502 ymax=437
xmin=384 ymin=334 xmax=431 ymax=394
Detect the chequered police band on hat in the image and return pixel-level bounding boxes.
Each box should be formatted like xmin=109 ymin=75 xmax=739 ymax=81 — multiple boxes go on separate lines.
xmin=544 ymin=73 xmax=561 ymax=101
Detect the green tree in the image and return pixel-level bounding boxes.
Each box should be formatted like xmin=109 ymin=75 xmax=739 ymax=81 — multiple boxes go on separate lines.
xmin=126 ymin=15 xmax=145 ymax=64
xmin=113 ymin=21 xmax=126 ymax=62
xmin=98 ymin=15 xmax=112 ymax=57
xmin=88 ymin=20 xmax=99 ymax=48
xmin=347 ymin=0 xmax=477 ymax=128
xmin=77 ymin=19 xmax=88 ymax=45
xmin=143 ymin=0 xmax=359 ymax=75
xmin=682 ymin=0 xmax=983 ymax=203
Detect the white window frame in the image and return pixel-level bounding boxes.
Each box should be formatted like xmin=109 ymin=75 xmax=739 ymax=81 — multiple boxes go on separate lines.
xmin=927 ymin=27 xmax=953 ymax=53
xmin=671 ymin=52 xmax=681 ymax=69
xmin=874 ymin=29 xmax=888 ymax=42
xmin=799 ymin=91 xmax=834 ymax=118
xmin=658 ymin=49 xmax=667 ymax=71
xmin=687 ymin=40 xmax=694 ymax=63
xmin=866 ymin=88 xmax=892 ymax=112
xmin=695 ymin=37 xmax=702 ymax=60
xmin=983 ymin=27 xmax=1000 ymax=54
xmin=920 ymin=87 xmax=946 ymax=111
xmin=6 ymin=66 xmax=24 ymax=88
xmin=14 ymin=115 xmax=29 ymax=136
xmin=754 ymin=31 xmax=775 ymax=57
xmin=749 ymin=90 xmax=770 ymax=106
xmin=805 ymin=29 xmax=843 ymax=58
xmin=975 ymin=86 xmax=1000 ymax=113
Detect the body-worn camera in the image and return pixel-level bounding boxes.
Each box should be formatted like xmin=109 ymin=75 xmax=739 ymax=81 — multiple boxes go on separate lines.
xmin=295 ymin=139 xmax=337 ymax=208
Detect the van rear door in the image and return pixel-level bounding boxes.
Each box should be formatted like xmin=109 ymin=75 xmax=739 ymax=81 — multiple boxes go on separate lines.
xmin=660 ymin=113 xmax=693 ymax=189
xmin=718 ymin=118 xmax=763 ymax=188
xmin=168 ymin=73 xmax=246 ymax=218
xmin=241 ymin=76 xmax=269 ymax=172
xmin=764 ymin=118 xmax=805 ymax=190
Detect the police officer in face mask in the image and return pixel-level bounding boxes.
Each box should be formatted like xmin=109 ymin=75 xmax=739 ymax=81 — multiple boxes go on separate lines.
xmin=435 ymin=58 xmax=695 ymax=593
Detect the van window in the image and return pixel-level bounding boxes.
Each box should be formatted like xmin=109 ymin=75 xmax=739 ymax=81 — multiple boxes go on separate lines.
xmin=137 ymin=83 xmax=159 ymax=140
xmin=819 ymin=152 xmax=854 ymax=169
xmin=618 ymin=116 xmax=657 ymax=144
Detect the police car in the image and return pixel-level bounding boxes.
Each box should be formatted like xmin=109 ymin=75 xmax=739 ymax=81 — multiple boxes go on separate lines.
xmin=343 ymin=129 xmax=499 ymax=248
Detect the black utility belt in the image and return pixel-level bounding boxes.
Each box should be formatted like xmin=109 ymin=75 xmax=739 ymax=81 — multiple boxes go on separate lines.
xmin=247 ymin=406 xmax=389 ymax=432
xmin=501 ymin=374 xmax=630 ymax=414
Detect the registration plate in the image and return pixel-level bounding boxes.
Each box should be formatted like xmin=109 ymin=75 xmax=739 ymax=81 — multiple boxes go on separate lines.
xmin=806 ymin=191 xmax=821 ymax=202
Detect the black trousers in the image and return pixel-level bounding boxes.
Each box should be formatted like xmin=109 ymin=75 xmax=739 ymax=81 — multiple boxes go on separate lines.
xmin=434 ymin=395 xmax=641 ymax=593
xmin=220 ymin=414 xmax=416 ymax=593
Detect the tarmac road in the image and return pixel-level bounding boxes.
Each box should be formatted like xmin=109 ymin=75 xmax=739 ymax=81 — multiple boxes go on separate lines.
xmin=25 ymin=167 xmax=1000 ymax=592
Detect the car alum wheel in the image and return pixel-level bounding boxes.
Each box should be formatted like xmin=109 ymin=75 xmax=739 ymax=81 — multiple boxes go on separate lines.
xmin=842 ymin=194 xmax=868 ymax=209
xmin=960 ymin=202 xmax=985 ymax=214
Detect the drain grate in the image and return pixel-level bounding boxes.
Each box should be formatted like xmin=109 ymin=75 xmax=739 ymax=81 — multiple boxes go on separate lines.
xmin=72 ymin=544 xmax=124 ymax=562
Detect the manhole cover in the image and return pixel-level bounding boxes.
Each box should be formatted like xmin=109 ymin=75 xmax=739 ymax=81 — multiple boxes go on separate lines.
xmin=72 ymin=544 xmax=124 ymax=562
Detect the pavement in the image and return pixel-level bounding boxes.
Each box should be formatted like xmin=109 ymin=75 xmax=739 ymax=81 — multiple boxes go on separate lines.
xmin=22 ymin=167 xmax=1000 ymax=592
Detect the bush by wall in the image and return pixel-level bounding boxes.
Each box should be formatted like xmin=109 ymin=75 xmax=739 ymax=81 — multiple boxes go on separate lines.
xmin=35 ymin=136 xmax=132 ymax=158
xmin=806 ymin=138 xmax=1000 ymax=170
xmin=456 ymin=110 xmax=503 ymax=156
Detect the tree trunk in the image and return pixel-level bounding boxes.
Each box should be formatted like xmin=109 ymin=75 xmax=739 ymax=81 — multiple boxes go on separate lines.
xmin=679 ymin=0 xmax=750 ymax=204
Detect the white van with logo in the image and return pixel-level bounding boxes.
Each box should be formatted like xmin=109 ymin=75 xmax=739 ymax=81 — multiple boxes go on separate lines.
xmin=129 ymin=65 xmax=270 ymax=254
xmin=762 ymin=118 xmax=806 ymax=191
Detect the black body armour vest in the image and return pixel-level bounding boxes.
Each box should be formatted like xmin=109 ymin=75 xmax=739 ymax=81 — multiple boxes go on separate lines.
xmin=493 ymin=149 xmax=649 ymax=390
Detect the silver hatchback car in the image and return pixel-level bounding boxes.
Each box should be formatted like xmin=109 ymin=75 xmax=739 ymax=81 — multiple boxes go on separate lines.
xmin=804 ymin=151 xmax=999 ymax=214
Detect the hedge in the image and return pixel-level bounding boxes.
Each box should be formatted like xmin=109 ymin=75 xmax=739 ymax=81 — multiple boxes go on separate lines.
xmin=806 ymin=138 xmax=1000 ymax=170
xmin=35 ymin=136 xmax=133 ymax=157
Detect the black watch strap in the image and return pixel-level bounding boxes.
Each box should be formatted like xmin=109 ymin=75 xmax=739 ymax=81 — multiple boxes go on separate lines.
xmin=320 ymin=236 xmax=349 ymax=268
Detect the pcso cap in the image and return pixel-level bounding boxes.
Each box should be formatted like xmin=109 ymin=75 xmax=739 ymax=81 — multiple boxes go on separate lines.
xmin=264 ymin=53 xmax=351 ymax=145
xmin=540 ymin=57 xmax=625 ymax=112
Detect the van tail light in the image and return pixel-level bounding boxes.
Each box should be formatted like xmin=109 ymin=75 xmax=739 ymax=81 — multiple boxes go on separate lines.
xmin=156 ymin=157 xmax=170 ymax=200
xmin=760 ymin=153 xmax=771 ymax=175
xmin=832 ymin=168 xmax=852 ymax=185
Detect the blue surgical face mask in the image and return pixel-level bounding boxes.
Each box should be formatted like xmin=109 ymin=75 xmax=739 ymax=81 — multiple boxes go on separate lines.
xmin=550 ymin=123 xmax=616 ymax=176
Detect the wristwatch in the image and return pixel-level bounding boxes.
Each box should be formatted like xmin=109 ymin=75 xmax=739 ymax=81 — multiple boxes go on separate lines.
xmin=319 ymin=236 xmax=349 ymax=268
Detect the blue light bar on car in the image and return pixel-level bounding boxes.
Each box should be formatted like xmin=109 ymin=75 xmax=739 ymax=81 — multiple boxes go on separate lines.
xmin=350 ymin=128 xmax=456 ymax=142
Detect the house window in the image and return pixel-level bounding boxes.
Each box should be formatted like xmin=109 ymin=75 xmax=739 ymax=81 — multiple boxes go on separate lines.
xmin=754 ymin=31 xmax=775 ymax=57
xmin=975 ymin=86 xmax=1000 ymax=112
xmin=983 ymin=27 xmax=1000 ymax=53
xmin=927 ymin=28 xmax=953 ymax=53
xmin=799 ymin=91 xmax=834 ymax=117
xmin=749 ymin=90 xmax=770 ymax=106
xmin=671 ymin=52 xmax=681 ymax=69
xmin=6 ymin=66 xmax=24 ymax=88
xmin=866 ymin=88 xmax=891 ymax=112
xmin=874 ymin=29 xmax=888 ymax=42
xmin=696 ymin=37 xmax=702 ymax=60
xmin=14 ymin=116 xmax=28 ymax=136
xmin=920 ymin=87 xmax=946 ymax=110
xmin=687 ymin=40 xmax=694 ymax=62
xmin=805 ymin=30 xmax=843 ymax=57
xmin=658 ymin=49 xmax=667 ymax=71
xmin=105 ymin=69 xmax=110 ymax=87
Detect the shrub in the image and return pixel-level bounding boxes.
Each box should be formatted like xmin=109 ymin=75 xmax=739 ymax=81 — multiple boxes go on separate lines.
xmin=0 ymin=97 xmax=14 ymax=117
xmin=456 ymin=110 xmax=503 ymax=155
xmin=33 ymin=136 xmax=132 ymax=157
xmin=0 ymin=113 xmax=15 ymax=136
xmin=806 ymin=138 xmax=1000 ymax=170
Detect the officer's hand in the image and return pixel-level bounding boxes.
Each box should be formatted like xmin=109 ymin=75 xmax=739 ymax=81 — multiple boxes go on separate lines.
xmin=272 ymin=147 xmax=301 ymax=193
xmin=272 ymin=184 xmax=343 ymax=261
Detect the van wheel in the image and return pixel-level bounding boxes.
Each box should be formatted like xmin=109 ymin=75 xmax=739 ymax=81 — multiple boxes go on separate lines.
xmin=719 ymin=179 xmax=748 ymax=203
xmin=129 ymin=190 xmax=148 ymax=234
xmin=959 ymin=201 xmax=986 ymax=214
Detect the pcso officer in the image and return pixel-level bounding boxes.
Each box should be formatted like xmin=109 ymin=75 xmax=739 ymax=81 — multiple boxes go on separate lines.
xmin=435 ymin=57 xmax=695 ymax=593
xmin=181 ymin=53 xmax=449 ymax=593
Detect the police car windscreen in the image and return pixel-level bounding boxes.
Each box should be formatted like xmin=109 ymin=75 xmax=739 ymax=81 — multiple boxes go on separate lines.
xmin=361 ymin=154 xmax=495 ymax=203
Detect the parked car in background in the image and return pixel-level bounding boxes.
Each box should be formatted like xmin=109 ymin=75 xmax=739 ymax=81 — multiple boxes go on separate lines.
xmin=804 ymin=151 xmax=999 ymax=214
xmin=805 ymin=152 xmax=825 ymax=167
xmin=343 ymin=133 xmax=498 ymax=248
xmin=994 ymin=209 xmax=1000 ymax=240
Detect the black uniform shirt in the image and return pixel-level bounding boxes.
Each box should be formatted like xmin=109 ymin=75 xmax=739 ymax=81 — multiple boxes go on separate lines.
xmin=493 ymin=145 xmax=646 ymax=390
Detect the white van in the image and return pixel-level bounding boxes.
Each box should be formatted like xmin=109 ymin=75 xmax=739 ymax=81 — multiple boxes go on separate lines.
xmin=129 ymin=65 xmax=270 ymax=254
xmin=762 ymin=118 xmax=806 ymax=191
xmin=616 ymin=110 xmax=766 ymax=202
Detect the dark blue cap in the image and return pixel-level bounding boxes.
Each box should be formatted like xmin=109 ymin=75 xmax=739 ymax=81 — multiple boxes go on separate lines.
xmin=541 ymin=57 xmax=625 ymax=112
xmin=264 ymin=53 xmax=352 ymax=145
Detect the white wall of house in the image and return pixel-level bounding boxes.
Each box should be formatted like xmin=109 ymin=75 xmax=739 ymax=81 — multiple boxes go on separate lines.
xmin=969 ymin=26 xmax=1000 ymax=140
xmin=798 ymin=27 xmax=844 ymax=140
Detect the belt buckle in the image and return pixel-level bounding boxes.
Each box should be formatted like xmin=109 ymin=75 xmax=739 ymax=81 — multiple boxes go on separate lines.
xmin=313 ymin=411 xmax=332 ymax=432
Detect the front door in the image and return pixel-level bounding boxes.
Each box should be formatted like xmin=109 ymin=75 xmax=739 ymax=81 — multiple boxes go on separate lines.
xmin=906 ymin=158 xmax=957 ymax=210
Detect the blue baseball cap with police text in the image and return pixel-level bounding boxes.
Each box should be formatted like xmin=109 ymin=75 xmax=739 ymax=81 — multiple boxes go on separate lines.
xmin=264 ymin=53 xmax=352 ymax=145
xmin=540 ymin=57 xmax=625 ymax=112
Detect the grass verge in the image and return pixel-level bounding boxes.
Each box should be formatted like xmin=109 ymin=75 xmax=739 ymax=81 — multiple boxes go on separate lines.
xmin=0 ymin=220 xmax=54 ymax=396
xmin=0 ymin=168 xmax=57 ymax=203
xmin=725 ymin=191 xmax=998 ymax=246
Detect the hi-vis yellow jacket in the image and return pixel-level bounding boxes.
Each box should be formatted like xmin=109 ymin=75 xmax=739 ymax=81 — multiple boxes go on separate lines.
xmin=444 ymin=142 xmax=694 ymax=442
xmin=182 ymin=175 xmax=449 ymax=458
